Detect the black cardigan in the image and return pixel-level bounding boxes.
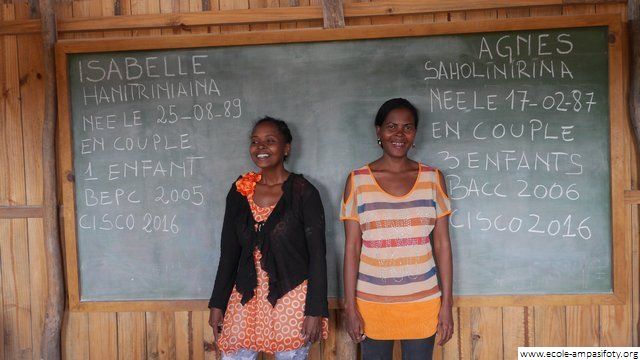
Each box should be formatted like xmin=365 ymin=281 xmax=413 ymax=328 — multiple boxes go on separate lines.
xmin=208 ymin=173 xmax=329 ymax=318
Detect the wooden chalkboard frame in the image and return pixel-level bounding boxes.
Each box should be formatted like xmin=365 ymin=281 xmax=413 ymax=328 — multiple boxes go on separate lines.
xmin=56 ymin=14 xmax=628 ymax=311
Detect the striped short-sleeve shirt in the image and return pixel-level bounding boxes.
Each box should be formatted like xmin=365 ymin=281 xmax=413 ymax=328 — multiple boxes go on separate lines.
xmin=340 ymin=163 xmax=451 ymax=339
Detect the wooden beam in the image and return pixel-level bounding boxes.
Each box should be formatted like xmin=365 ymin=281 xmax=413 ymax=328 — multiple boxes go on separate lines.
xmin=38 ymin=0 xmax=64 ymax=357
xmin=0 ymin=19 xmax=41 ymax=35
xmin=625 ymin=190 xmax=640 ymax=204
xmin=0 ymin=7 xmax=323 ymax=35
xmin=0 ymin=206 xmax=44 ymax=219
xmin=343 ymin=0 xmax=558 ymax=17
xmin=0 ymin=0 xmax=627 ymax=36
xmin=53 ymin=13 xmax=622 ymax=53
xmin=321 ymin=0 xmax=345 ymax=28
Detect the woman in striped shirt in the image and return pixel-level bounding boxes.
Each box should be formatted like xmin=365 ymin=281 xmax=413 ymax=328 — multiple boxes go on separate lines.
xmin=340 ymin=98 xmax=454 ymax=359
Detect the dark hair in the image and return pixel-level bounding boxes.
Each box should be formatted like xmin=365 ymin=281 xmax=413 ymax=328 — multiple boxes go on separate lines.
xmin=374 ymin=98 xmax=419 ymax=128
xmin=254 ymin=116 xmax=293 ymax=161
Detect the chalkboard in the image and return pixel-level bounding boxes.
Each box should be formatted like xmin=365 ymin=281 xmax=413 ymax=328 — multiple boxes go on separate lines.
xmin=60 ymin=21 xmax=621 ymax=306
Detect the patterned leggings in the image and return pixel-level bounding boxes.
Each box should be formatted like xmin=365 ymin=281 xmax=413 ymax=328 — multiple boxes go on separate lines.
xmin=221 ymin=343 xmax=311 ymax=360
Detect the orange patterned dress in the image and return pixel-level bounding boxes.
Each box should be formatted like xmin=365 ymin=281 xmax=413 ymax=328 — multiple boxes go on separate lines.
xmin=217 ymin=177 xmax=328 ymax=354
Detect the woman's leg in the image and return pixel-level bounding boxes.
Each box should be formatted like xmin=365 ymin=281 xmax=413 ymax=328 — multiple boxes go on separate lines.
xmin=274 ymin=343 xmax=311 ymax=360
xmin=361 ymin=338 xmax=394 ymax=360
xmin=400 ymin=335 xmax=436 ymax=360
xmin=221 ymin=348 xmax=259 ymax=360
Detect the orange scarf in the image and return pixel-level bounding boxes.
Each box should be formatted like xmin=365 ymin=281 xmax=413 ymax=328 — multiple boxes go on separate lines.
xmin=235 ymin=172 xmax=261 ymax=197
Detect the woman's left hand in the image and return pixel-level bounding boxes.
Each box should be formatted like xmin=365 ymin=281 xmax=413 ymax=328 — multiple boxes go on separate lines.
xmin=301 ymin=316 xmax=322 ymax=343
xmin=437 ymin=303 xmax=454 ymax=346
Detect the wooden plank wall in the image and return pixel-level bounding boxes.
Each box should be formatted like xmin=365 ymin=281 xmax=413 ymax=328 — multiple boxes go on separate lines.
xmin=0 ymin=1 xmax=636 ymax=359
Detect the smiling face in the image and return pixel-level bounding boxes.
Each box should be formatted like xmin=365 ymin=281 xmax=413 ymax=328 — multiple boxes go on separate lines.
xmin=250 ymin=121 xmax=291 ymax=170
xmin=376 ymin=107 xmax=417 ymax=159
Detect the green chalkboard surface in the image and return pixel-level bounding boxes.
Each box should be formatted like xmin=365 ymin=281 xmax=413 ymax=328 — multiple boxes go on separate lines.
xmin=66 ymin=26 xmax=611 ymax=302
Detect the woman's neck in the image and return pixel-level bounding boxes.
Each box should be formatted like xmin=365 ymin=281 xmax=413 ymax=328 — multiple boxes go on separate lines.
xmin=259 ymin=165 xmax=290 ymax=185
xmin=376 ymin=154 xmax=415 ymax=172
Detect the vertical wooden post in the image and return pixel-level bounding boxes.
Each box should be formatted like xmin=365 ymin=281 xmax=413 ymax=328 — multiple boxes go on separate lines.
xmin=39 ymin=0 xmax=64 ymax=358
xmin=321 ymin=0 xmax=345 ymax=28
xmin=630 ymin=1 xmax=640 ymax=145
xmin=630 ymin=0 xmax=640 ymax=346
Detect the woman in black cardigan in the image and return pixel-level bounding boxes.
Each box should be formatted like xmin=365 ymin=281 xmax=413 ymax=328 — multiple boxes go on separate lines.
xmin=208 ymin=117 xmax=328 ymax=360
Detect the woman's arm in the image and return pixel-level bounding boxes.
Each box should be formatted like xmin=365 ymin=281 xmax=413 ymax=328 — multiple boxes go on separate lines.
xmin=300 ymin=183 xmax=328 ymax=343
xmin=208 ymin=184 xmax=242 ymax=345
xmin=208 ymin=184 xmax=242 ymax=312
xmin=433 ymin=171 xmax=453 ymax=345
xmin=342 ymin=174 xmax=365 ymax=342
xmin=302 ymin=184 xmax=329 ymax=318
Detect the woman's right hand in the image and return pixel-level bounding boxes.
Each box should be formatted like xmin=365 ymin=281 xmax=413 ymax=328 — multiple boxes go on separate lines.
xmin=345 ymin=306 xmax=365 ymax=343
xmin=208 ymin=308 xmax=224 ymax=345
